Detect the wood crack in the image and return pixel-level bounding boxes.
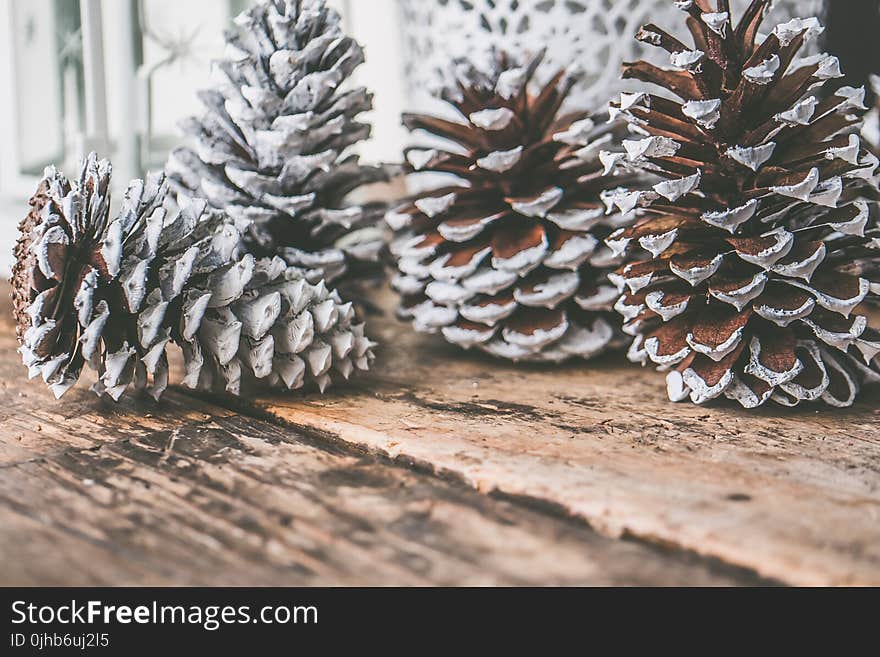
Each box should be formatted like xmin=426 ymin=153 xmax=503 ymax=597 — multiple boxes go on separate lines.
xmin=172 ymin=385 xmax=788 ymax=584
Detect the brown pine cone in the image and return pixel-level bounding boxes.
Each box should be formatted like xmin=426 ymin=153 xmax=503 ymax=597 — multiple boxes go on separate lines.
xmin=606 ymin=2 xmax=880 ymax=408
xmin=386 ymin=49 xmax=636 ymax=362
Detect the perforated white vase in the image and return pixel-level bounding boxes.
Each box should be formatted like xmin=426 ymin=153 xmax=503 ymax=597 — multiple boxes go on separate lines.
xmin=398 ymin=0 xmax=824 ymax=111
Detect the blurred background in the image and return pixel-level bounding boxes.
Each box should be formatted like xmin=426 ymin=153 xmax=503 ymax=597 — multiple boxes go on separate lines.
xmin=0 ymin=0 xmax=874 ymax=277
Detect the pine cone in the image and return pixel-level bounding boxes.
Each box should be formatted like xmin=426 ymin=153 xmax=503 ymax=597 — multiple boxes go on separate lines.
xmin=386 ymin=50 xmax=634 ymax=362
xmin=12 ymin=154 xmax=375 ymax=401
xmin=606 ymin=2 xmax=880 ymax=408
xmin=166 ymin=0 xmax=393 ymax=304
xmin=191 ymin=255 xmax=376 ymax=396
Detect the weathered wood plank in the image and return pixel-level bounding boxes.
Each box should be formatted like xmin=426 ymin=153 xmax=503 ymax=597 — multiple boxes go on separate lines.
xmin=232 ymin=289 xmax=880 ymax=586
xmin=0 ymin=287 xmax=754 ymax=586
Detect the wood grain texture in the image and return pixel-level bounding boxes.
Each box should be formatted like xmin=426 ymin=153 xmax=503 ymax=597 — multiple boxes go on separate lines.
xmin=234 ymin=289 xmax=880 ymax=586
xmin=0 ymin=286 xmax=755 ymax=586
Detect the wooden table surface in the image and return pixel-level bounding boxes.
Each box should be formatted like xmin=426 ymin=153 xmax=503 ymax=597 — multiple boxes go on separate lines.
xmin=1 ymin=280 xmax=878 ymax=586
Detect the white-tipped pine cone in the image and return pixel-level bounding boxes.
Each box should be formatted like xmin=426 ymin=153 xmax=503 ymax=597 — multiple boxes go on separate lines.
xmin=12 ymin=153 xmax=374 ymax=401
xmin=386 ymin=49 xmax=635 ymax=362
xmin=605 ymin=2 xmax=880 ymax=408
xmin=166 ymin=0 xmax=393 ymax=302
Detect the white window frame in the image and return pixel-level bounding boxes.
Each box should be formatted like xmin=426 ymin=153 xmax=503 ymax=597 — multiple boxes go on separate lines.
xmin=0 ymin=0 xmax=405 ymax=202
xmin=0 ymin=0 xmax=110 ymax=199
xmin=0 ymin=0 xmax=41 ymax=198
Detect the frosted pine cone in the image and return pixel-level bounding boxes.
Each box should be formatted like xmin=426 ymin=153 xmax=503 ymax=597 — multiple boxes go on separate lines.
xmin=606 ymin=2 xmax=880 ymax=408
xmin=12 ymin=153 xmax=374 ymax=400
xmin=191 ymin=255 xmax=376 ymax=396
xmin=386 ymin=50 xmax=635 ymax=362
xmin=167 ymin=0 xmax=393 ymax=302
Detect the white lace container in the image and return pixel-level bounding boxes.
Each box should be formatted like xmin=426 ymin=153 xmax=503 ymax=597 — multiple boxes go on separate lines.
xmin=397 ymin=0 xmax=824 ymax=111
